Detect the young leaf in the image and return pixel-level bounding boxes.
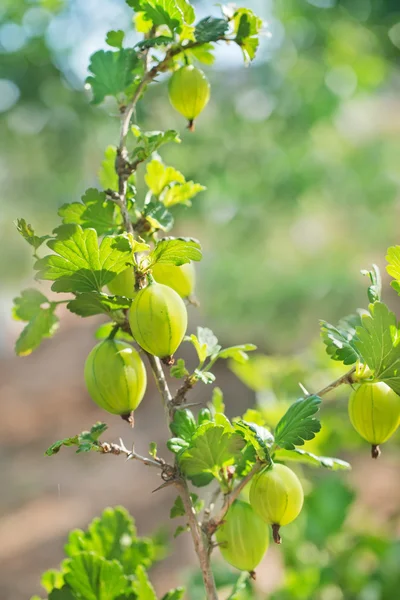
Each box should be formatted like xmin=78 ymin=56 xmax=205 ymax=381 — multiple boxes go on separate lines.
xmin=86 ymin=48 xmax=141 ymax=105
xmin=161 ymin=588 xmax=185 ymax=600
xmin=185 ymin=43 xmax=215 ymax=65
xmin=64 ymin=552 xmax=128 ymax=600
xmin=233 ymin=8 xmax=263 ymax=63
xmin=320 ymin=313 xmax=362 ymax=365
xmin=179 ymin=423 xmax=245 ymax=480
xmin=167 ymin=437 xmax=190 ymax=454
xmin=194 ymin=16 xmax=229 ymax=43
xmin=13 ymin=289 xmax=59 ymax=356
xmin=15 ymin=218 xmax=50 ymax=254
xmin=355 ymin=301 xmax=400 ymax=394
xmin=234 ymin=420 xmax=273 ymax=462
xmin=173 ymin=525 xmax=190 ymax=538
xmin=131 ymin=126 xmax=180 ymax=163
xmin=213 ymin=343 xmax=257 ymax=364
xmin=135 ymin=0 xmax=184 ymax=35
xmin=99 ymin=146 xmax=119 ymax=192
xmin=170 ymin=494 xmax=202 ymax=518
xmin=67 ymin=292 xmax=131 ymax=317
xmin=194 ymin=369 xmax=215 ymax=384
xmin=106 ymin=30 xmax=125 ymax=48
xmin=132 ymin=565 xmax=157 ymax=600
xmin=170 ymin=358 xmax=189 ymax=379
xmin=145 ymin=159 xmax=185 ymax=196
xmin=45 ymin=423 xmax=107 ymax=455
xmin=361 ymin=264 xmax=381 ymax=303
xmin=274 ymin=395 xmax=321 ymax=451
xmin=274 ymin=448 xmax=351 ymax=471
xmin=386 ymin=246 xmax=400 ymax=295
xmin=58 ymin=188 xmax=116 ymax=236
xmin=41 ymin=569 xmax=65 ymax=593
xmin=142 ymin=200 xmax=174 ymax=232
xmin=147 ymin=237 xmax=202 ymax=267
xmin=211 ymin=387 xmax=225 ymax=414
xmin=190 ymin=327 xmax=221 ymax=363
xmin=170 ymin=408 xmax=197 ymax=442
xmin=163 ymin=181 xmax=206 ymax=208
xmin=35 ymin=226 xmax=133 ymax=293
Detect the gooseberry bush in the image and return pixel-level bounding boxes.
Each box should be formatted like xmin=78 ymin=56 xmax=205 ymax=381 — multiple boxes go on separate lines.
xmin=13 ymin=1 xmax=400 ymax=599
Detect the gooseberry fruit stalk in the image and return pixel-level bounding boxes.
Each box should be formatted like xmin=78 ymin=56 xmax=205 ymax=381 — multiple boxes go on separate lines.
xmin=348 ymin=381 xmax=400 ymax=458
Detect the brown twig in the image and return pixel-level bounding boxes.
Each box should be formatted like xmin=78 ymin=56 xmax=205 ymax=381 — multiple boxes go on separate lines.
xmin=313 ymin=366 xmax=356 ymax=398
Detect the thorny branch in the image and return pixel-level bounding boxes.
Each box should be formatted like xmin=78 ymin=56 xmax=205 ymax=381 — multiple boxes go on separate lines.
xmin=314 ymin=366 xmax=356 ymax=398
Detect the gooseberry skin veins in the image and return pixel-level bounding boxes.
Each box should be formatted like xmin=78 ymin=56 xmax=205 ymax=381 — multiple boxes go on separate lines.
xmin=128 ymin=281 xmax=188 ymax=359
xmin=168 ymin=65 xmax=210 ymax=121
xmin=152 ymin=262 xmax=195 ymax=298
xmin=216 ymin=500 xmax=269 ymax=572
xmin=249 ymin=463 xmax=304 ymax=527
xmin=84 ymin=340 xmax=147 ymax=415
xmin=107 ymin=267 xmax=136 ymax=299
xmin=348 ymin=381 xmax=400 ymax=445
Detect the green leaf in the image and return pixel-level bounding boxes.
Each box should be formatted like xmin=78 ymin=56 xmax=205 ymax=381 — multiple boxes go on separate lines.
xmin=175 ymin=0 xmax=195 ymax=24
xmin=161 ymin=588 xmax=185 ymax=600
xmin=214 ymin=343 xmax=257 ymax=364
xmin=41 ymin=569 xmax=65 ymax=592
xmin=355 ymin=301 xmax=400 ymax=394
xmin=163 ymin=181 xmax=206 ymax=208
xmin=195 ymin=17 xmax=229 ymax=43
xmin=274 ymin=448 xmax=351 ymax=471
xmin=170 ymin=495 xmax=185 ymax=519
xmin=170 ymin=358 xmax=189 ymax=379
xmin=274 ymin=395 xmax=321 ymax=451
xmin=64 ymin=552 xmax=128 ymax=600
xmin=95 ymin=323 xmax=133 ymax=342
xmin=131 ymin=126 xmax=181 ymax=163
xmin=45 ymin=422 xmax=107 ymax=455
xmin=211 ymin=387 xmax=225 ymax=414
xmin=58 ymin=188 xmax=116 ymax=236
xmin=234 ymin=420 xmax=273 ymax=462
xmin=173 ymin=525 xmax=189 ymax=538
xmin=67 ymin=292 xmax=131 ymax=317
xmin=86 ymin=48 xmax=140 ymax=104
xmin=35 ymin=226 xmax=133 ymax=293
xmin=147 ymin=237 xmax=202 ymax=267
xmin=185 ymin=43 xmax=215 ymax=65
xmin=320 ymin=313 xmax=362 ymax=365
xmin=149 ymin=442 xmax=157 ymax=458
xmin=145 ymin=159 xmax=185 ymax=196
xmin=142 ymin=201 xmax=174 ymax=232
xmin=361 ymin=264 xmax=382 ymax=303
xmin=99 ymin=146 xmax=119 ymax=192
xmin=179 ymin=423 xmax=245 ymax=480
xmin=132 ymin=565 xmax=156 ymax=600
xmin=106 ymin=30 xmax=125 ymax=48
xmin=386 ymin=246 xmax=400 ymax=295
xmin=194 ymin=369 xmax=215 ymax=384
xmin=167 ymin=437 xmax=189 ymax=454
xmin=48 ymin=587 xmax=76 ymax=600
xmin=136 ymin=0 xmax=184 ymax=35
xmin=227 ymin=572 xmax=251 ymax=600
xmin=170 ymin=408 xmax=197 ymax=442
xmin=136 ymin=35 xmax=174 ymax=49
xmin=65 ymin=506 xmax=156 ymax=574
xmin=187 ymin=327 xmax=221 ymax=363
xmin=15 ymin=218 xmax=50 ymax=253
xmin=233 ymin=8 xmax=263 ymax=63
xmin=13 ymin=289 xmax=59 ymax=356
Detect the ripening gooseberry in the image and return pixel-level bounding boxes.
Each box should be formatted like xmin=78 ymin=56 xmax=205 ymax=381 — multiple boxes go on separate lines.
xmin=168 ymin=65 xmax=210 ymax=130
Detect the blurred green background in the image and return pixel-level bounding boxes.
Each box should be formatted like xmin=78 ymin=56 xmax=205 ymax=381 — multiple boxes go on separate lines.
xmin=1 ymin=1 xmax=400 ymax=599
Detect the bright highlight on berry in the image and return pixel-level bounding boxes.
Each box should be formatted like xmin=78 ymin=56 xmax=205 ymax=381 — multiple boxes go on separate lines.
xmin=168 ymin=65 xmax=210 ymax=131
xmin=348 ymin=381 xmax=400 ymax=458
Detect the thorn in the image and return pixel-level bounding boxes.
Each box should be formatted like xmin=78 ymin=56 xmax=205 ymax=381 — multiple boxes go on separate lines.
xmin=298 ymin=382 xmax=309 ymax=396
xmin=152 ymin=480 xmax=177 ymax=493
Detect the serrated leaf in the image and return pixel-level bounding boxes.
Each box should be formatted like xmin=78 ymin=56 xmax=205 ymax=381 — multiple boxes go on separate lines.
xmin=131 ymin=127 xmax=180 ymax=163
xmin=234 ymin=420 xmax=273 ymax=462
xmin=194 ymin=369 xmax=215 ymax=384
xmin=15 ymin=218 xmax=50 ymax=253
xmin=320 ymin=313 xmax=362 ymax=365
xmin=161 ymin=588 xmax=185 ymax=600
xmin=67 ymin=292 xmax=131 ymax=317
xmin=145 ymin=159 xmax=185 ymax=196
xmin=58 ymin=188 xmax=116 ymax=236
xmin=214 ymin=343 xmax=257 ymax=364
xmin=188 ymin=327 xmax=221 ymax=364
xmin=41 ymin=569 xmax=65 ymax=592
xmin=64 ymin=552 xmax=128 ymax=600
xmin=274 ymin=395 xmax=321 ymax=451
xmin=147 ymin=237 xmax=202 ymax=267
xmin=211 ymin=387 xmax=225 ymax=414
xmin=35 ymin=226 xmax=133 ymax=293
xmin=170 ymin=358 xmax=189 ymax=379
xmin=99 ymin=146 xmax=119 ymax=192
xmin=173 ymin=525 xmax=189 ymax=538
xmin=170 ymin=495 xmax=185 ymax=518
xmin=136 ymin=35 xmax=174 ymax=49
xmin=386 ymin=246 xmax=400 ymax=295
xmin=142 ymin=200 xmax=174 ymax=232
xmin=149 ymin=442 xmax=157 ymax=458
xmin=163 ymin=181 xmax=205 ymax=208
xmin=86 ymin=48 xmax=141 ymax=104
xmin=167 ymin=437 xmax=190 ymax=454
xmin=274 ymin=448 xmax=351 ymax=471
xmin=355 ymin=301 xmax=400 ymax=394
xmin=185 ymin=43 xmax=215 ymax=65
xmin=233 ymin=8 xmax=263 ymax=63
xmin=13 ymin=289 xmax=59 ymax=357
xmin=170 ymin=408 xmax=197 ymax=442
xmin=45 ymin=423 xmax=107 ymax=456
xmin=195 ymin=16 xmax=229 ymax=43
xmin=179 ymin=423 xmax=245 ymax=480
xmin=106 ymin=30 xmax=125 ymax=48
xmin=361 ymin=264 xmax=381 ymax=303
xmin=132 ymin=565 xmax=156 ymax=600
xmin=48 ymin=587 xmax=75 ymax=600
